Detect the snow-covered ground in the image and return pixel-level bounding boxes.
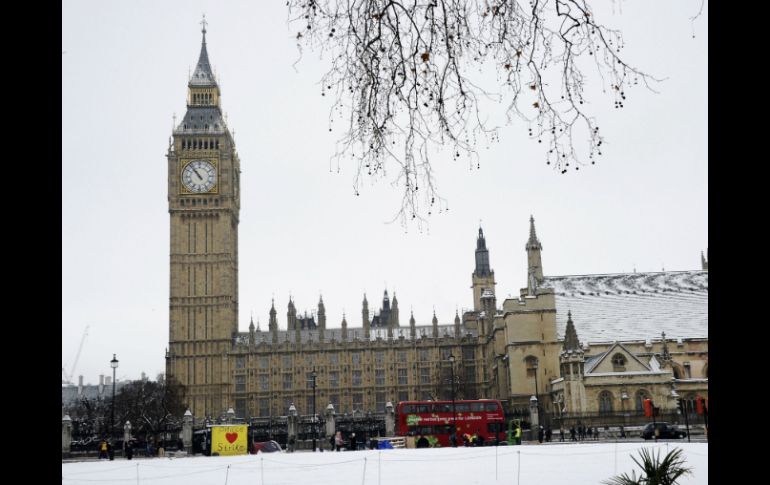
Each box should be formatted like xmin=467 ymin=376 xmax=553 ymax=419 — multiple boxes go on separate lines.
xmin=62 ymin=442 xmax=707 ymax=485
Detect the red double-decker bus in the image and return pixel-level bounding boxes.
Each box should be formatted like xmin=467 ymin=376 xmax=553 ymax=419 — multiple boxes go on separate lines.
xmin=396 ymin=399 xmax=506 ymax=447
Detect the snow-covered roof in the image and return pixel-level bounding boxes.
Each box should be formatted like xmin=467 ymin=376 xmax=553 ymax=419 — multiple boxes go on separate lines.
xmin=543 ymin=270 xmax=708 ymax=342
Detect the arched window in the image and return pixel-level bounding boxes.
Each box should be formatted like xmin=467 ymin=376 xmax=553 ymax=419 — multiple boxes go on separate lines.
xmin=635 ymin=390 xmax=650 ymax=412
xmin=672 ymin=365 xmax=683 ymax=379
xmin=598 ymin=391 xmax=613 ymax=414
xmin=611 ymin=353 xmax=627 ymax=372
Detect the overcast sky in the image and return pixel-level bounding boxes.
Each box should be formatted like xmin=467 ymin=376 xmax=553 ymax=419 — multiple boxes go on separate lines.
xmin=62 ymin=0 xmax=708 ymax=385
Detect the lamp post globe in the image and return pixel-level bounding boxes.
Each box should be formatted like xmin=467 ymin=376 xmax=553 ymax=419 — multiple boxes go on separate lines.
xmin=110 ymin=354 xmax=119 ymax=440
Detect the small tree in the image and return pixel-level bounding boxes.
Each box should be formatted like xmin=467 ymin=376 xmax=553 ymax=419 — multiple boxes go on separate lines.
xmin=113 ymin=374 xmax=187 ymax=444
xmin=603 ymin=447 xmax=693 ymax=485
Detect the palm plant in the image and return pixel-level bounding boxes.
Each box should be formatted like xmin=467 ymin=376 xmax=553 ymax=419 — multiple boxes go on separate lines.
xmin=603 ymin=447 xmax=693 ymax=485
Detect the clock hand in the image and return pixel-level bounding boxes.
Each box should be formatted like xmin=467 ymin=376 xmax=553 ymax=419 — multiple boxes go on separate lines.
xmin=193 ymin=168 xmax=204 ymax=182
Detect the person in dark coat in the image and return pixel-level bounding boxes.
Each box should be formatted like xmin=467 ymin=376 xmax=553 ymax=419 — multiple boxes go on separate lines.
xmin=107 ymin=441 xmax=115 ymax=461
xmin=545 ymin=426 xmax=552 ymax=442
xmin=349 ymin=433 xmax=357 ymax=451
xmin=416 ymin=434 xmax=430 ymax=448
xmin=125 ymin=441 xmax=134 ymax=460
xmin=537 ymin=426 xmax=544 ymax=443
xmin=559 ymin=427 xmax=565 ymax=442
xmin=569 ymin=426 xmax=577 ymax=441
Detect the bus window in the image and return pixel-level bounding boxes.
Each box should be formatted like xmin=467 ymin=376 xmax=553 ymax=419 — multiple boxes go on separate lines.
xmin=455 ymin=403 xmax=470 ymax=412
xmin=487 ymin=422 xmax=504 ymax=433
xmin=485 ymin=403 xmax=500 ymax=412
xmin=416 ymin=405 xmax=430 ymax=413
xmin=432 ymin=404 xmax=450 ymax=412
xmin=401 ymin=405 xmax=414 ymax=414
xmin=433 ymin=425 xmax=453 ymax=435
xmin=470 ymin=402 xmax=484 ymax=412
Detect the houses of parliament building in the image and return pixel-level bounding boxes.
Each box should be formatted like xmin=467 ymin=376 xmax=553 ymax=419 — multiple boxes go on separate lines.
xmin=165 ymin=26 xmax=709 ymax=421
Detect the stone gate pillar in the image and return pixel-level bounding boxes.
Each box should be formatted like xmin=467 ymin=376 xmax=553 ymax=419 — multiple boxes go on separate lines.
xmin=182 ymin=409 xmax=193 ymax=453
xmin=324 ymin=403 xmax=336 ymax=441
xmin=385 ymin=401 xmax=395 ymax=436
xmin=287 ymin=403 xmax=298 ymax=452
xmin=529 ymin=396 xmax=539 ymax=437
xmin=62 ymin=414 xmax=72 ymax=458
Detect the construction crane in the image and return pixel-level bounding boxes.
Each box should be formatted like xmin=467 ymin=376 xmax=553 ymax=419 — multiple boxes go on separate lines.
xmin=62 ymin=325 xmax=89 ymax=385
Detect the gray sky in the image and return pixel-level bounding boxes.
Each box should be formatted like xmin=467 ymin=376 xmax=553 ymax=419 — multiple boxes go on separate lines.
xmin=62 ymin=0 xmax=708 ymax=385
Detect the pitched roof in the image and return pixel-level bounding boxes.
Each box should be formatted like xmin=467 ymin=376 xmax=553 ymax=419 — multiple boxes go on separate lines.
xmin=543 ymin=270 xmax=708 ymax=342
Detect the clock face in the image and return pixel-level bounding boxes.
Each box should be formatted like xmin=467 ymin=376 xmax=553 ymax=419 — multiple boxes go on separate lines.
xmin=182 ymin=159 xmax=217 ymax=193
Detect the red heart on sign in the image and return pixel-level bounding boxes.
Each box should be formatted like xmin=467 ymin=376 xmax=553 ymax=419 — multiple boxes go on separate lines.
xmin=225 ymin=432 xmax=238 ymax=443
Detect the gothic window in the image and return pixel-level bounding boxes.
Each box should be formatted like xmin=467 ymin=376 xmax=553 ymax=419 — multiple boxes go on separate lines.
xmin=419 ymin=349 xmax=429 ymax=362
xmin=235 ymin=356 xmax=245 ymax=369
xmin=329 ymin=353 xmax=339 ymax=365
xmin=440 ymin=347 xmax=452 ymax=360
xmin=398 ymin=390 xmax=409 ymax=403
xmin=672 ymin=366 xmax=683 ymax=379
xmin=352 ymin=370 xmax=362 ymax=386
xmin=282 ymin=373 xmax=292 ymax=390
xmin=235 ymin=398 xmax=246 ymax=418
xmin=329 ymin=371 xmax=339 ymax=388
xmin=612 ymin=354 xmax=627 ymax=372
xmin=306 ymin=372 xmax=315 ymax=389
xmin=282 ymin=355 xmax=292 ymax=367
xmin=375 ymin=392 xmax=386 ymax=412
xmin=258 ymin=398 xmax=269 ymax=417
xmin=462 ymin=347 xmax=475 ymax=360
xmin=259 ymin=374 xmax=269 ymax=391
xmin=375 ymin=351 xmax=385 ymax=364
xmin=351 ymin=352 xmax=361 ymax=365
xmin=352 ymin=393 xmax=363 ymax=410
xmin=329 ymin=394 xmax=340 ymax=412
xmin=397 ymin=368 xmax=408 ymax=385
xmin=235 ymin=375 xmax=246 ymax=393
xmin=635 ymin=390 xmax=650 ymax=412
xmin=419 ymin=367 xmax=430 ymax=384
xmin=375 ymin=369 xmax=385 ymax=386
xmin=598 ymin=391 xmax=613 ymax=414
xmin=683 ymin=362 xmax=691 ymax=378
xmin=397 ymin=351 xmax=407 ymax=363
xmin=259 ymin=356 xmax=269 ymax=369
xmin=464 ymin=366 xmax=475 ymax=384
xmin=525 ymin=356 xmax=539 ymax=378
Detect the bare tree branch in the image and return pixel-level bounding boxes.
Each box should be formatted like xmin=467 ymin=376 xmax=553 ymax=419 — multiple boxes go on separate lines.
xmin=288 ymin=0 xmax=658 ymax=225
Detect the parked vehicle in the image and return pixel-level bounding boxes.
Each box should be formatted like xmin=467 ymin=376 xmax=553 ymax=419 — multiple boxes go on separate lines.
xmin=640 ymin=422 xmax=687 ymax=440
xmin=252 ymin=440 xmax=283 ymax=453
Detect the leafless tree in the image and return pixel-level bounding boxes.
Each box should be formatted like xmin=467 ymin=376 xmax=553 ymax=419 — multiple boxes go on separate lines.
xmin=288 ymin=0 xmax=660 ymax=224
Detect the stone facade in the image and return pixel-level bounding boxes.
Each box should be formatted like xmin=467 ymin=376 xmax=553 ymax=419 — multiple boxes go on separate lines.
xmin=165 ymin=26 xmax=708 ymax=421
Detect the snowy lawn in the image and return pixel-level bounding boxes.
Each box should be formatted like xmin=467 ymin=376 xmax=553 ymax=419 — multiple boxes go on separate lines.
xmin=62 ymin=441 xmax=707 ymax=485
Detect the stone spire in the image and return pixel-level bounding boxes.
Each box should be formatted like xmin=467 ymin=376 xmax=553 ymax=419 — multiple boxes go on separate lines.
xmin=269 ymin=299 xmax=278 ymax=343
xmin=341 ymin=313 xmax=348 ymax=341
xmin=318 ymin=295 xmax=326 ymax=342
xmin=454 ymin=310 xmax=461 ymax=338
xmin=409 ymin=310 xmax=416 ymax=338
xmin=475 ymin=226 xmax=492 ymax=276
xmin=190 ymin=15 xmax=216 ymax=87
xmin=562 ymin=311 xmax=581 ymax=352
xmin=471 ymin=226 xmax=496 ymax=311
xmin=362 ymin=294 xmax=370 ymax=339
xmin=526 ymin=215 xmax=544 ymax=295
xmin=432 ymin=310 xmax=439 ymax=338
xmin=701 ymin=249 xmax=708 ymax=271
xmin=391 ymin=293 xmax=400 ymax=327
xmin=249 ymin=315 xmax=256 ymax=345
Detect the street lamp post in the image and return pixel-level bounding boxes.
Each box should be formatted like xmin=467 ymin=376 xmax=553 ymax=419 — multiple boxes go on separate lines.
xmin=532 ymin=359 xmax=539 ymax=417
xmin=448 ymin=355 xmax=457 ymax=447
xmin=311 ymin=369 xmax=317 ymax=452
xmin=110 ymin=354 xmax=119 ymax=441
xmin=672 ymin=389 xmax=690 ymax=443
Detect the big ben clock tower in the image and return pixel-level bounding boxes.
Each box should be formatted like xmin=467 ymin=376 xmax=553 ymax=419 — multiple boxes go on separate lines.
xmin=166 ymin=19 xmax=240 ymax=418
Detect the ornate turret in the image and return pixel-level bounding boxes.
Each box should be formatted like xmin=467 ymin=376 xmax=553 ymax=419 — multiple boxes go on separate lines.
xmin=362 ymin=294 xmax=370 ymax=339
xmin=287 ymin=298 xmax=297 ymax=331
xmin=269 ymin=299 xmax=278 ymax=343
xmin=432 ymin=311 xmax=439 ymax=338
xmin=560 ymin=311 xmax=585 ymax=379
xmin=472 ymin=226 xmax=496 ymax=311
xmin=454 ymin=310 xmax=461 ymax=338
xmin=409 ymin=310 xmax=416 ymax=338
xmin=660 ymin=331 xmax=671 ymax=363
xmin=526 ymin=216 xmax=544 ymax=296
xmin=341 ymin=313 xmax=348 ymax=341
xmin=391 ymin=293 xmax=400 ymax=327
xmin=318 ymin=296 xmax=326 ymax=342
xmin=701 ymin=249 xmax=708 ymax=271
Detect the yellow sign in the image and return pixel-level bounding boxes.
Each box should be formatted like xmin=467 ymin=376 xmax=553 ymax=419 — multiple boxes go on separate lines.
xmin=211 ymin=425 xmax=248 ymax=456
